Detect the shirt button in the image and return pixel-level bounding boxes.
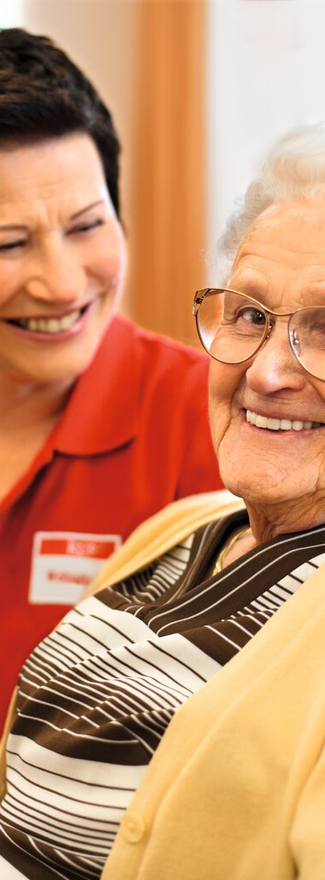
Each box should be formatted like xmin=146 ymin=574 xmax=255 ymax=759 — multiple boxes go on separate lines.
xmin=121 ymin=811 xmax=146 ymax=843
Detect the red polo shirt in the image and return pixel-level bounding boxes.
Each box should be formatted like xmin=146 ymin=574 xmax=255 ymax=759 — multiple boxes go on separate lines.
xmin=1 ymin=314 xmax=222 ymax=730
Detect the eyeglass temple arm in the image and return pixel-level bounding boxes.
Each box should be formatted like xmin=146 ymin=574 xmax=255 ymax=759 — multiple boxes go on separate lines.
xmin=192 ymin=287 xmax=213 ymax=317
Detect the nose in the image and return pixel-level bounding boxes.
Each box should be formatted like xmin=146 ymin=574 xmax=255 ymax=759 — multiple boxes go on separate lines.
xmin=245 ymin=322 xmax=306 ymax=394
xmin=25 ymin=240 xmax=86 ymax=304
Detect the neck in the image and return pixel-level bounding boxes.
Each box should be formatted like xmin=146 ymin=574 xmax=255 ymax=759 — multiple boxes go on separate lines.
xmin=245 ymin=497 xmax=325 ymax=545
xmin=0 ymin=374 xmax=74 ymax=431
xmin=220 ymin=498 xmax=325 ymax=570
xmin=219 ymin=526 xmax=258 ymax=570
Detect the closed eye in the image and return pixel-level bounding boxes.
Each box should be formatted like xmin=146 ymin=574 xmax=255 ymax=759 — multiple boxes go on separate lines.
xmin=0 ymin=239 xmax=26 ymax=251
xmin=69 ymin=219 xmax=105 ymax=235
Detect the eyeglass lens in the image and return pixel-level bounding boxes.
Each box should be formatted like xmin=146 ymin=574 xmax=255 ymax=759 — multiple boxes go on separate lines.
xmin=196 ymin=290 xmax=325 ymax=381
xmin=290 ymin=307 xmax=325 ymax=380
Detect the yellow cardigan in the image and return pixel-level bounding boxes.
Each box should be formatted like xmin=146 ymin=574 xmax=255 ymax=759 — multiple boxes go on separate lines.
xmin=100 ymin=525 xmax=325 ymax=878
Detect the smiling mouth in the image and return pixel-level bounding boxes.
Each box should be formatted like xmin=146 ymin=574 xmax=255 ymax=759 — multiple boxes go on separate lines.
xmin=5 ymin=304 xmax=89 ymax=335
xmin=246 ymin=410 xmax=323 ymax=432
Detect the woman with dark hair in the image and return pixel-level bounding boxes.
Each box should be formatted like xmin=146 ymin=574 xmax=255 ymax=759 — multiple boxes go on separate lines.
xmin=0 ymin=28 xmax=221 ymax=733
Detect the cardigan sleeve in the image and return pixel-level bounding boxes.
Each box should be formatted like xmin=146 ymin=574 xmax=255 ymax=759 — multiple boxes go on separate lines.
xmin=290 ymin=737 xmax=325 ymax=879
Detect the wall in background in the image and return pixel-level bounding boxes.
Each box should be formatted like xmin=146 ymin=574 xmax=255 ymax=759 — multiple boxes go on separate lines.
xmin=0 ymin=2 xmax=23 ymax=27
xmin=206 ymin=0 xmax=325 ymax=279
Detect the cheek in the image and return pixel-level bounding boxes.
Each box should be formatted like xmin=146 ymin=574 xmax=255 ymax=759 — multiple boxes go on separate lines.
xmin=208 ymin=361 xmax=245 ymax=450
xmin=89 ymin=225 xmax=127 ymax=287
xmin=208 ymin=360 xmax=241 ymax=409
xmin=208 ymin=362 xmax=231 ymax=451
xmin=0 ymin=263 xmax=20 ymax=308
xmin=309 ymin=376 xmax=325 ymax=402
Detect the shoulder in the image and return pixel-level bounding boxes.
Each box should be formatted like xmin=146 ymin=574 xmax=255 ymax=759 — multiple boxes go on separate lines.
xmin=89 ymin=491 xmax=245 ymax=594
xmin=111 ymin=314 xmax=209 ymax=371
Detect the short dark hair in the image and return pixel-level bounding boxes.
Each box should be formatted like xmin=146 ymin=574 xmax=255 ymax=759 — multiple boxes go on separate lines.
xmin=0 ymin=28 xmax=121 ymax=218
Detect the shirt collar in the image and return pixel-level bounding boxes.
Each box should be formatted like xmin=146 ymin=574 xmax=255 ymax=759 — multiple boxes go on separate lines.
xmin=52 ymin=314 xmax=140 ymax=455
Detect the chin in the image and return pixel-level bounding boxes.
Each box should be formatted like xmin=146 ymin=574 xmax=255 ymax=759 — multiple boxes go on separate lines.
xmin=220 ymin=460 xmax=287 ymax=506
xmin=33 ymin=331 xmax=105 ymax=385
xmin=7 ymin=350 xmax=95 ymax=388
xmin=225 ymin=475 xmax=307 ymax=510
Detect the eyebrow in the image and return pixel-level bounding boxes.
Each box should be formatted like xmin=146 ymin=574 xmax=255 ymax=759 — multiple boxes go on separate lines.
xmin=70 ymin=200 xmax=105 ymax=220
xmin=0 ymin=224 xmax=27 ymax=233
xmin=0 ymin=200 xmax=106 ymax=232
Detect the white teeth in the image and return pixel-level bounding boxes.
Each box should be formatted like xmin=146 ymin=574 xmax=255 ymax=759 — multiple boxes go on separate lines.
xmin=266 ymin=417 xmax=280 ymax=431
xmin=16 ymin=309 xmax=81 ymax=334
xmin=255 ymin=415 xmax=268 ymax=429
xmin=246 ymin=410 xmax=321 ymax=432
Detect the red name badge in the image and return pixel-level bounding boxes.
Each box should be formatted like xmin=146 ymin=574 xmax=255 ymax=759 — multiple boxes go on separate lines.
xmin=29 ymin=531 xmax=122 ymax=605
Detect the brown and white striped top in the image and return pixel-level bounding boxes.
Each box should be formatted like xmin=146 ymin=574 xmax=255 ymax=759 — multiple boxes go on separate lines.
xmin=1 ymin=510 xmax=325 ymax=879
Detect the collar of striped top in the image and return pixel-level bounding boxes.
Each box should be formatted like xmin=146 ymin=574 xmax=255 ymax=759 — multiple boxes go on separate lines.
xmin=213 ymin=526 xmax=252 ymax=575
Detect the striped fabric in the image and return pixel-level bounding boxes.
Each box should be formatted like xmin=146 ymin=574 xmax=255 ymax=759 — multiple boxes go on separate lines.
xmin=1 ymin=511 xmax=325 ymax=879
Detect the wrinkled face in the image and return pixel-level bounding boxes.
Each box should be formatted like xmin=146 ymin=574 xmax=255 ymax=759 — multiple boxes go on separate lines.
xmin=209 ymin=198 xmax=325 ymax=513
xmin=0 ymin=132 xmax=126 ymax=387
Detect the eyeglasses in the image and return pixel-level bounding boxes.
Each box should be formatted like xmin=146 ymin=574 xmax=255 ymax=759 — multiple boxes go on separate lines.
xmin=192 ymin=287 xmax=325 ymax=382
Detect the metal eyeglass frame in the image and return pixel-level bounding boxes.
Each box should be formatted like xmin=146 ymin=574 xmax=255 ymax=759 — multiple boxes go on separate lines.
xmin=192 ymin=286 xmax=325 ymax=381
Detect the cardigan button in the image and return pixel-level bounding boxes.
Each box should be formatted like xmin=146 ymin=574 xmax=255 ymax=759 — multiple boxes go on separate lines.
xmin=121 ymin=811 xmax=146 ymax=844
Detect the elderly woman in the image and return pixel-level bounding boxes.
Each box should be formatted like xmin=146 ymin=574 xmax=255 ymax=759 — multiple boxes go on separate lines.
xmin=1 ymin=123 xmax=325 ymax=879
xmin=0 ymin=28 xmax=221 ymax=733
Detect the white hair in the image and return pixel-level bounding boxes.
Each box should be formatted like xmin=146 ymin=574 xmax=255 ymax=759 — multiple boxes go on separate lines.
xmin=212 ymin=121 xmax=325 ymax=284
